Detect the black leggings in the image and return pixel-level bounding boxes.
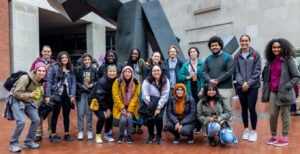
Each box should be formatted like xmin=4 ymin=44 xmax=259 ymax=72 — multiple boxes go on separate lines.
xmin=51 ymin=88 xmax=72 ymax=134
xmin=94 ymin=109 xmax=113 ymax=134
xmin=146 ymin=108 xmax=164 ymax=137
xmin=237 ymin=87 xmax=259 ymax=130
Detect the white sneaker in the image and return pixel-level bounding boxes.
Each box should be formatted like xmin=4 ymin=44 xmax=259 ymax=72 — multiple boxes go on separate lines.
xmin=95 ymin=134 xmax=103 ymax=144
xmin=248 ymin=131 xmax=257 ymax=142
xmin=87 ymin=131 xmax=93 ymax=140
xmin=104 ymin=133 xmax=115 ymax=142
xmin=78 ymin=131 xmax=83 ymax=140
xmin=242 ymin=128 xmax=250 ymax=140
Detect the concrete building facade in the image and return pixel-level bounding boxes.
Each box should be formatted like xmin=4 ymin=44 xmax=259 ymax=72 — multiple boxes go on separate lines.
xmin=1 ymin=0 xmax=300 ymax=95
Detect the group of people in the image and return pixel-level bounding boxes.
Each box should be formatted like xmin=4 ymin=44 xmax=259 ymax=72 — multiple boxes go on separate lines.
xmin=7 ymin=35 xmax=300 ymax=153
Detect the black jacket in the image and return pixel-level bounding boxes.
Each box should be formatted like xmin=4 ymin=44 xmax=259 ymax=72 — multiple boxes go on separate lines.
xmin=167 ymin=95 xmax=196 ymax=125
xmin=89 ymin=76 xmax=116 ymax=111
xmin=75 ymin=66 xmax=98 ymax=97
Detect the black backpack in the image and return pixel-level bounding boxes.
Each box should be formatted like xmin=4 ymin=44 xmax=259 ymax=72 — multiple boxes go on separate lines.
xmin=4 ymin=71 xmax=32 ymax=91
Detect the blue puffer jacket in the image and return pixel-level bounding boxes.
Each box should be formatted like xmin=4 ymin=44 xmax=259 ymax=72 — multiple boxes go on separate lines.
xmin=45 ymin=63 xmax=76 ymax=97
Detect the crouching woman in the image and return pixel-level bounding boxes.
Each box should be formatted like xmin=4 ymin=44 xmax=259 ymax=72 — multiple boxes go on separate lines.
xmin=164 ymin=83 xmax=196 ymax=144
xmin=112 ymin=66 xmax=141 ymax=144
xmin=197 ymin=83 xmax=232 ymax=146
xmin=9 ymin=62 xmax=47 ymax=152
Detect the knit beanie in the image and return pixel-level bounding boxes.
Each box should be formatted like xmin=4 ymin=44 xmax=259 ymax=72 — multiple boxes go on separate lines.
xmin=34 ymin=62 xmax=47 ymax=72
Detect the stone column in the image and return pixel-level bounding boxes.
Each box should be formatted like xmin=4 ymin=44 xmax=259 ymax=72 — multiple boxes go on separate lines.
xmin=86 ymin=23 xmax=106 ymax=64
xmin=10 ymin=0 xmax=39 ymax=72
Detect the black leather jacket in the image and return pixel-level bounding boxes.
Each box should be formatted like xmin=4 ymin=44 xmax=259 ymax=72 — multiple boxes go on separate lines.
xmin=89 ymin=76 xmax=116 ymax=111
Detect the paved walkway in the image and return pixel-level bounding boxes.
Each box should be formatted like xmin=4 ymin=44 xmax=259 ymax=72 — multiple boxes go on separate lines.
xmin=0 ymin=95 xmax=299 ymax=154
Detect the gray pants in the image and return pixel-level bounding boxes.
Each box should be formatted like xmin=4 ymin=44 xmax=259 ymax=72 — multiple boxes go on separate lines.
xmin=164 ymin=121 xmax=195 ymax=137
xmin=10 ymin=101 xmax=40 ymax=144
xmin=119 ymin=114 xmax=133 ymax=136
xmin=77 ymin=93 xmax=93 ymax=132
xmin=219 ymin=88 xmax=233 ymax=106
xmin=269 ymin=92 xmax=291 ymax=136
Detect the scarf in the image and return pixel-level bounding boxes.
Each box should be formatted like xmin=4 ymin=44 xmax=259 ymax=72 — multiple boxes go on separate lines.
xmin=173 ymin=83 xmax=187 ymax=117
xmin=120 ymin=66 xmax=134 ymax=106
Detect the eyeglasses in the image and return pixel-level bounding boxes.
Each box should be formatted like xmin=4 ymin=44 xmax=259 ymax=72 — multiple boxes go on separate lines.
xmin=152 ymin=69 xmax=161 ymax=72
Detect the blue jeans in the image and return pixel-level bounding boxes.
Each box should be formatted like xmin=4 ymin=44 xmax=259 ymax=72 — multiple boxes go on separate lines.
xmin=10 ymin=101 xmax=40 ymax=144
xmin=77 ymin=93 xmax=93 ymax=132
xmin=119 ymin=114 xmax=133 ymax=136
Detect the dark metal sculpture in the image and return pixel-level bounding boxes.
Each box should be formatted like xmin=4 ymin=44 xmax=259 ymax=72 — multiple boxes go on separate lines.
xmin=47 ymin=0 xmax=238 ymax=62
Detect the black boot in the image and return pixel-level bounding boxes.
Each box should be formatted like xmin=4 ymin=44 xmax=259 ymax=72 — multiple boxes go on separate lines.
xmin=208 ymin=137 xmax=217 ymax=147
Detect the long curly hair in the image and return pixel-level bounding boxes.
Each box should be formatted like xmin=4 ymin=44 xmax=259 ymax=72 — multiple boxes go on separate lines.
xmin=264 ymin=38 xmax=296 ymax=62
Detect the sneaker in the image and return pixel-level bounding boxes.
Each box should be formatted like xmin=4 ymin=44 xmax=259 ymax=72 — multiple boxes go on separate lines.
xmin=248 ymin=131 xmax=257 ymax=142
xmin=34 ymin=136 xmax=42 ymax=142
xmin=117 ymin=135 xmax=124 ymax=144
xmin=50 ymin=135 xmax=61 ymax=143
xmin=266 ymin=136 xmax=277 ymax=145
xmin=242 ymin=128 xmax=250 ymax=140
xmin=173 ymin=136 xmax=180 ymax=144
xmin=64 ymin=134 xmax=73 ymax=142
xmin=126 ymin=135 xmax=133 ymax=144
xmin=95 ymin=134 xmax=103 ymax=144
xmin=107 ymin=129 xmax=114 ymax=136
xmin=208 ymin=137 xmax=217 ymax=147
xmin=137 ymin=127 xmax=143 ymax=134
xmin=104 ymin=133 xmax=115 ymax=142
xmin=187 ymin=136 xmax=194 ymax=144
xmin=194 ymin=128 xmax=202 ymax=134
xmin=23 ymin=142 xmax=40 ymax=149
xmin=156 ymin=135 xmax=162 ymax=144
xmin=274 ymin=139 xmax=288 ymax=147
xmin=146 ymin=136 xmax=154 ymax=144
xmin=9 ymin=143 xmax=21 ymax=153
xmin=132 ymin=127 xmax=137 ymax=134
xmin=78 ymin=131 xmax=83 ymax=140
xmin=87 ymin=131 xmax=93 ymax=140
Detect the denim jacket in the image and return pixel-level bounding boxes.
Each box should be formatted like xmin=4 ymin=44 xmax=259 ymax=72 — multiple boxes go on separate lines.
xmin=45 ymin=63 xmax=76 ymax=97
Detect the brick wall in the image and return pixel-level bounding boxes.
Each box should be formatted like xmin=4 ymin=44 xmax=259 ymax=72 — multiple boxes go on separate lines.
xmin=0 ymin=0 xmax=10 ymax=82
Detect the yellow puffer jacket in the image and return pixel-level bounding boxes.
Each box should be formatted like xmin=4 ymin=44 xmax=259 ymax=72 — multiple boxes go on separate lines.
xmin=112 ymin=78 xmax=141 ymax=120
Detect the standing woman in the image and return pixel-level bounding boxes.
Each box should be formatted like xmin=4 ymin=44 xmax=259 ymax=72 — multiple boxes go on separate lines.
xmin=126 ymin=49 xmax=146 ymax=82
xmin=126 ymin=49 xmax=146 ymax=134
xmin=178 ymin=47 xmax=204 ymax=132
xmin=142 ymin=65 xmax=170 ymax=144
xmin=164 ymin=83 xmax=196 ymax=144
xmin=178 ymin=47 xmax=204 ymax=103
xmin=144 ymin=51 xmax=167 ymax=78
xmin=98 ymin=50 xmax=123 ymax=78
xmin=112 ymin=66 xmax=141 ymax=144
xmin=263 ymin=38 xmax=300 ymax=147
xmin=234 ymin=35 xmax=261 ymax=142
xmin=75 ymin=53 xmax=98 ymax=140
xmin=89 ymin=65 xmax=118 ymax=144
xmin=45 ymin=51 xmax=76 ymax=143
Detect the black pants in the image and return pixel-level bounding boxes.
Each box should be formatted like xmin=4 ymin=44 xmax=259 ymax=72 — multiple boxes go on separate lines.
xmin=94 ymin=109 xmax=113 ymax=134
xmin=51 ymin=88 xmax=72 ymax=134
xmin=237 ymin=87 xmax=258 ymax=130
xmin=164 ymin=121 xmax=194 ymax=138
xmin=146 ymin=108 xmax=164 ymax=137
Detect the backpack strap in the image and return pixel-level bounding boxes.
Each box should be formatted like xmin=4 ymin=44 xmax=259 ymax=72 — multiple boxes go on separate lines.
xmin=26 ymin=75 xmax=32 ymax=90
xmin=223 ymin=52 xmax=230 ymax=71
